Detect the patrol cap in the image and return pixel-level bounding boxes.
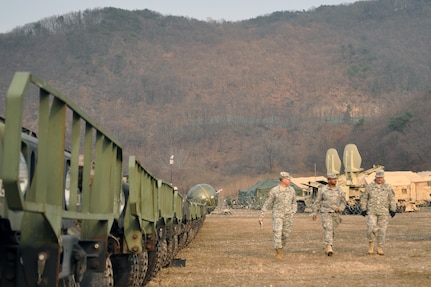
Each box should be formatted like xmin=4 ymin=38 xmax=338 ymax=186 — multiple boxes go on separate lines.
xmin=280 ymin=171 xmax=292 ymax=180
xmin=326 ymin=174 xmax=338 ymax=179
xmin=375 ymin=170 xmax=384 ymax=178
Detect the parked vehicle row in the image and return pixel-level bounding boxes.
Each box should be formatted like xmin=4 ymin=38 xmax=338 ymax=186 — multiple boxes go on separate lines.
xmin=0 ymin=72 xmax=207 ymax=287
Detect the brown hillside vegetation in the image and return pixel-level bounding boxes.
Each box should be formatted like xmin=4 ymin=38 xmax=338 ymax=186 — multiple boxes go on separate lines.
xmin=1 ymin=0 xmax=431 ymax=195
xmin=147 ymin=208 xmax=431 ymax=287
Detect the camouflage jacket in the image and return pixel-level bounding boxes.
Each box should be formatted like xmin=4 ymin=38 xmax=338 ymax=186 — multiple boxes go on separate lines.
xmin=312 ymin=185 xmax=346 ymax=214
xmin=360 ymin=181 xmax=397 ymax=215
xmin=260 ymin=185 xmax=297 ymax=218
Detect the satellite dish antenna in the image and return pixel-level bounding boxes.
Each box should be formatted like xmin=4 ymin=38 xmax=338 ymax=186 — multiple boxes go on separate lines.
xmin=343 ymin=144 xmax=363 ymax=172
xmin=326 ymin=148 xmax=341 ymax=175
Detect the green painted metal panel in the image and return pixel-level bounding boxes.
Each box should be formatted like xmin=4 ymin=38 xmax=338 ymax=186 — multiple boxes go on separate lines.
xmin=127 ymin=156 xmax=158 ymax=237
xmin=2 ymin=72 xmax=30 ymax=211
xmin=68 ymin=113 xmax=81 ymax=212
xmin=174 ymin=191 xmax=183 ymax=223
xmin=189 ymin=201 xmax=199 ymax=220
xmin=1 ymin=71 xmax=124 ymax=250
xmin=159 ymin=179 xmax=174 ymax=220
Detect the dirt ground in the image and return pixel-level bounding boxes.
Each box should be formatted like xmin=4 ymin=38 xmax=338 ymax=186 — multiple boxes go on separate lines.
xmin=147 ymin=208 xmax=431 ymax=287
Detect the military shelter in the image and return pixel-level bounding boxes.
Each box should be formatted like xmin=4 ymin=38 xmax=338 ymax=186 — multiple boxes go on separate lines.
xmin=238 ymin=179 xmax=302 ymax=209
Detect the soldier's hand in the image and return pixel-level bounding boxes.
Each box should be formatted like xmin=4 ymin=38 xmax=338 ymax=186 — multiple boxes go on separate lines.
xmin=335 ymin=208 xmax=340 ymax=213
xmin=258 ymin=217 xmax=264 ymax=224
xmin=361 ymin=210 xmax=367 ymax=217
xmin=390 ymin=210 xmax=396 ymax=218
xmin=312 ymin=214 xmax=317 ymax=221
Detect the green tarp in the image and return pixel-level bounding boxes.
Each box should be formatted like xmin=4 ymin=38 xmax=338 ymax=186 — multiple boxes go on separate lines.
xmin=238 ymin=179 xmax=302 ymax=209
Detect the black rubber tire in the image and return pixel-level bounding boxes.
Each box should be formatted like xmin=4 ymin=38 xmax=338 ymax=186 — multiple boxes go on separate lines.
xmin=111 ymin=254 xmax=140 ymax=287
xmin=81 ymin=257 xmax=114 ymax=287
xmin=142 ymin=240 xmax=166 ymax=285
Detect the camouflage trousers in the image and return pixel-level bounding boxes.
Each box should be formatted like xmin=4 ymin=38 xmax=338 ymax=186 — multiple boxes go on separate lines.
xmin=367 ymin=214 xmax=389 ymax=247
xmin=272 ymin=215 xmax=294 ymax=249
xmin=321 ymin=213 xmax=342 ymax=246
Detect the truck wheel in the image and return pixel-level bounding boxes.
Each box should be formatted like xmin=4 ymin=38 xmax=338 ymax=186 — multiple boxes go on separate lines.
xmin=81 ymin=257 xmax=114 ymax=287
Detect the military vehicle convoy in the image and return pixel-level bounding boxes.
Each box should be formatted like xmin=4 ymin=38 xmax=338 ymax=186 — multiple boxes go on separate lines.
xmin=0 ymin=72 xmax=208 ymax=287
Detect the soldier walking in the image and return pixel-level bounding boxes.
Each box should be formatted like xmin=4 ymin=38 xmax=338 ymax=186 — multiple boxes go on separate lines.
xmin=360 ymin=169 xmax=397 ymax=255
xmin=312 ymin=174 xmax=346 ymax=256
xmin=259 ymin=172 xmax=297 ymax=259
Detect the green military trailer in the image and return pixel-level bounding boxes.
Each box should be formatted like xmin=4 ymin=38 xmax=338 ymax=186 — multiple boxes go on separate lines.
xmin=0 ymin=72 xmax=207 ymax=287
xmin=0 ymin=72 xmax=125 ymax=286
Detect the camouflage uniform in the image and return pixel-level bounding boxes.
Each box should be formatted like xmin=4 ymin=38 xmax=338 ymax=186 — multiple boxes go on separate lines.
xmin=360 ymin=181 xmax=396 ymax=247
xmin=312 ymin=185 xmax=346 ymax=246
xmin=260 ymin=185 xmax=297 ymax=249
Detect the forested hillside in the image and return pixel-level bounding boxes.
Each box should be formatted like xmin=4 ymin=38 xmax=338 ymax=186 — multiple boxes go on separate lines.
xmin=1 ymin=0 xmax=430 ymax=196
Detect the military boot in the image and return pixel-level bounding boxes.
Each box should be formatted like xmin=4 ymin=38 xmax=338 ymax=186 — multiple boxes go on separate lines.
xmin=377 ymin=246 xmax=384 ymax=255
xmin=368 ymin=242 xmax=375 ymax=255
xmin=326 ymin=245 xmax=333 ymax=256
xmin=275 ymin=248 xmax=283 ymax=259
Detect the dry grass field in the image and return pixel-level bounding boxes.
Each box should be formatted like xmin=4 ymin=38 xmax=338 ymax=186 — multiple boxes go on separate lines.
xmin=147 ymin=208 xmax=431 ymax=287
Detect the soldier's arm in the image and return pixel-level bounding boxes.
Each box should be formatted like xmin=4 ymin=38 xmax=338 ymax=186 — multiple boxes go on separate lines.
xmin=260 ymin=192 xmax=274 ymax=218
xmin=388 ymin=187 xmax=397 ymax=212
xmin=312 ymin=189 xmax=323 ymax=215
xmin=360 ymin=187 xmax=369 ymax=211
xmin=338 ymin=189 xmax=347 ymax=213
xmin=292 ymin=189 xmax=297 ymax=213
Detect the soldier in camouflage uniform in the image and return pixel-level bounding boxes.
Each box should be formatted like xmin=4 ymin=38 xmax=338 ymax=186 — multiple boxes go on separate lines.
xmin=259 ymin=172 xmax=297 ymax=259
xmin=312 ymin=174 xmax=346 ymax=256
xmin=360 ymin=169 xmax=397 ymax=255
